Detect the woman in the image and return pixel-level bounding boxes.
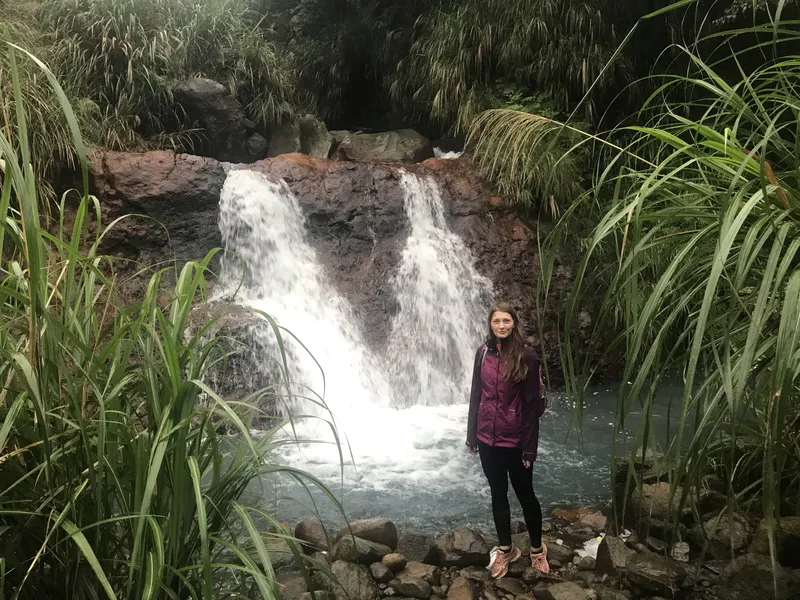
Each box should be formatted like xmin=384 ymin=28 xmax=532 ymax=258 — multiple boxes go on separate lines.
xmin=466 ymin=302 xmax=549 ymax=578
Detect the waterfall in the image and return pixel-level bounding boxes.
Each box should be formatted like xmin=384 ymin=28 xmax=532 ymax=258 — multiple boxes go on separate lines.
xmin=217 ymin=168 xmax=492 ymax=484
xmin=218 ymin=170 xmax=394 ymax=432
xmin=387 ymin=173 xmax=492 ymax=407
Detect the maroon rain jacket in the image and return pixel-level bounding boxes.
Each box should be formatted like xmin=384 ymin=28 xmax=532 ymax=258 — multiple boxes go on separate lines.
xmin=466 ymin=342 xmax=546 ymax=461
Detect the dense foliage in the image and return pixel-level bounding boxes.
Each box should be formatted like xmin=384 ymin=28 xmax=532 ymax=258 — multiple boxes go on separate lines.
xmin=0 ymin=41 xmax=330 ymax=599
xmin=526 ymin=22 xmax=800 ymax=536
xmin=0 ymin=0 xmax=294 ymax=186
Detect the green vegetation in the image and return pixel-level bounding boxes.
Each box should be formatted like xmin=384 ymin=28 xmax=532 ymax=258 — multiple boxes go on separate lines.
xmin=1 ymin=0 xmax=294 ymax=186
xmin=0 ymin=41 xmax=329 ymax=599
xmin=491 ymin=17 xmax=800 ymax=546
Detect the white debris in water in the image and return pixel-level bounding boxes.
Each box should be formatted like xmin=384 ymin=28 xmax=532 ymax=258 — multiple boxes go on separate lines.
xmin=433 ymin=147 xmax=464 ymax=159
xmin=575 ymin=534 xmax=605 ymax=559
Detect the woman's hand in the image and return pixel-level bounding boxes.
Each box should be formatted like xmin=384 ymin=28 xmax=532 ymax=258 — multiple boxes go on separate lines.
xmin=466 ymin=443 xmax=478 ymax=456
xmin=523 ymin=460 xmax=532 ymax=468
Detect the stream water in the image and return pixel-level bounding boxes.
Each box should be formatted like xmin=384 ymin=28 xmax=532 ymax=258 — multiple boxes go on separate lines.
xmin=217 ymin=168 xmax=679 ymax=536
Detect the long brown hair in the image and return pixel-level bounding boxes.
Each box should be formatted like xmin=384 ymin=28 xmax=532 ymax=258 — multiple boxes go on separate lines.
xmin=487 ymin=302 xmax=528 ymax=381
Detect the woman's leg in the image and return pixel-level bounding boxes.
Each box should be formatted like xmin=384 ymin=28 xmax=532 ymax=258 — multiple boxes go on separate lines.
xmin=507 ymin=454 xmax=543 ymax=549
xmin=478 ymin=441 xmax=512 ymax=547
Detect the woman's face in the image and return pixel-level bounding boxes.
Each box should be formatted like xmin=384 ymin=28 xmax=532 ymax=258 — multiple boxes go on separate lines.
xmin=490 ymin=311 xmax=514 ymax=339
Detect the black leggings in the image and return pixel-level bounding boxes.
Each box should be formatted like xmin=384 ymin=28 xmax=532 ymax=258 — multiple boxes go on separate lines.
xmin=478 ymin=441 xmax=543 ymax=549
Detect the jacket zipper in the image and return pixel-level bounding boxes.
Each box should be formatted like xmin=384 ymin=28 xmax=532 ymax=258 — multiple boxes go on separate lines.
xmin=491 ymin=352 xmax=501 ymax=444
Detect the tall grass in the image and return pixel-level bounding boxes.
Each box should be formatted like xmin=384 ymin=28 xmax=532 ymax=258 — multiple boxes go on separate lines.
xmin=0 ymin=40 xmax=330 ymax=599
xmin=548 ymin=21 xmax=800 ymax=546
xmin=469 ymin=7 xmax=800 ymax=569
xmin=0 ymin=0 xmax=295 ymax=187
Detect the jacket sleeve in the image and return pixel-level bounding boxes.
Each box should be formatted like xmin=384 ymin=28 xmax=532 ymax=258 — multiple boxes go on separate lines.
xmin=521 ymin=347 xmax=546 ymax=461
xmin=466 ymin=346 xmax=484 ymax=448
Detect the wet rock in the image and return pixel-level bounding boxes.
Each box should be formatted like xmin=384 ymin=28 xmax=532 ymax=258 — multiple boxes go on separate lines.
xmin=545 ymin=541 xmax=575 ymax=564
xmin=458 ymin=567 xmax=488 ymax=583
xmin=701 ymin=553 xmax=800 ymax=600
xmin=391 ymin=577 xmax=431 ymax=599
xmin=564 ymin=526 xmax=596 ymax=543
xmin=535 ymin=581 xmax=594 ymax=600
xmin=296 ymin=519 xmax=329 ymax=554
xmin=630 ymin=483 xmax=692 ymax=521
xmin=513 ymin=520 xmax=528 ymax=534
xmin=549 ymin=559 xmax=563 ymax=570
xmin=267 ymin=120 xmax=301 ymax=157
xmin=331 ymin=536 xmax=392 ymax=565
xmin=507 ymin=557 xmax=526 ymax=578
xmin=495 ymin=578 xmax=525 ymax=595
xmin=596 ymin=588 xmax=631 ymax=600
xmin=383 ymin=554 xmax=409 ymax=573
xmin=86 ymin=150 xmax=584 ymax=384
xmin=436 ymin=528 xmax=490 ymax=568
xmin=330 ymin=561 xmax=380 ymax=600
xmin=263 ymin=532 xmax=298 ymax=570
xmin=511 ymin=532 xmax=532 ymax=556
xmin=372 ymin=563 xmax=395 ymax=583
xmin=689 ymin=512 xmax=752 ymax=559
xmin=300 ymin=592 xmax=331 ymax=600
xmin=566 ymin=570 xmax=599 ymax=587
xmin=577 ymin=556 xmax=595 ymax=571
xmin=299 ymin=115 xmax=334 ymax=159
xmin=552 ymin=508 xmax=607 ymax=533
xmin=336 ymin=129 xmax=433 ymax=163
xmin=645 ymin=537 xmax=666 ymax=553
xmin=278 ymin=575 xmax=307 ymax=600
xmin=398 ymin=532 xmax=438 ymax=565
xmin=482 ymin=584 xmax=501 ymax=600
xmin=338 ymin=519 xmax=399 ymax=550
xmin=748 ymin=516 xmax=800 ymax=567
xmin=625 ymin=552 xmax=687 ymax=597
xmin=596 ymin=535 xmax=635 ymax=576
xmin=446 ymin=577 xmax=478 ymax=600
xmin=400 ymin=562 xmax=441 ymax=586
xmin=172 ymin=78 xmax=260 ymax=162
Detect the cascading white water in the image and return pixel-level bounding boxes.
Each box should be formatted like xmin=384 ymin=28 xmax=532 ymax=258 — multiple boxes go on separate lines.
xmin=218 ymin=170 xmax=394 ymax=439
xmin=387 ymin=173 xmax=492 ymax=406
xmin=217 ymin=168 xmax=492 ymax=487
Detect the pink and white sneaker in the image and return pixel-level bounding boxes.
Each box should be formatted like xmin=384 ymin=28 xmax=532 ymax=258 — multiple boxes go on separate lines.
xmin=487 ymin=545 xmax=522 ymax=578
xmin=530 ymin=542 xmax=550 ymax=574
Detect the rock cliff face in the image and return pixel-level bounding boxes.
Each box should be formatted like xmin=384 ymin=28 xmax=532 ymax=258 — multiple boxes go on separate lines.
xmin=86 ymin=150 xmax=586 ymax=380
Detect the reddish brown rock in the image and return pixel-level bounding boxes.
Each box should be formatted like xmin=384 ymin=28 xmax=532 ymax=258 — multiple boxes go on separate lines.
xmin=83 ymin=150 xmax=595 ymax=381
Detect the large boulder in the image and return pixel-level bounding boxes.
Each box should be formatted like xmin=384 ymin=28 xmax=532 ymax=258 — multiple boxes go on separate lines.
xmin=330 ymin=536 xmax=391 ymax=564
xmin=336 ymin=129 xmax=433 ymax=163
xmin=300 ymin=115 xmax=334 ymax=158
xmin=435 ymin=528 xmax=489 ymax=568
xmin=267 ymin=120 xmax=301 ymax=157
xmin=398 ymin=562 xmax=441 ymax=586
xmin=689 ymin=512 xmax=752 ymax=559
xmin=391 ymin=576 xmax=431 ymax=599
xmin=337 ymin=519 xmax=398 ymax=550
xmin=445 ymin=577 xmax=477 ymax=600
xmin=172 ymin=78 xmax=263 ymax=162
xmin=698 ymin=553 xmax=800 ymax=600
xmin=397 ymin=531 xmax=438 ymax=564
xmin=85 ymin=150 xmax=589 ymax=383
xmin=748 ymin=516 xmax=800 ymax=568
xmin=630 ymin=482 xmax=692 ymax=522
xmin=329 ymin=561 xmax=379 ymax=600
xmin=625 ymin=552 xmax=686 ymax=598
xmin=535 ymin=582 xmax=594 ymax=600
xmin=596 ymin=535 xmax=634 ymax=576
xmin=295 ymin=519 xmax=329 ymax=554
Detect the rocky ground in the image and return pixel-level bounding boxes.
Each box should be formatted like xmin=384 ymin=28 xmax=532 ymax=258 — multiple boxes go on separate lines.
xmin=268 ymin=507 xmax=800 ymax=600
